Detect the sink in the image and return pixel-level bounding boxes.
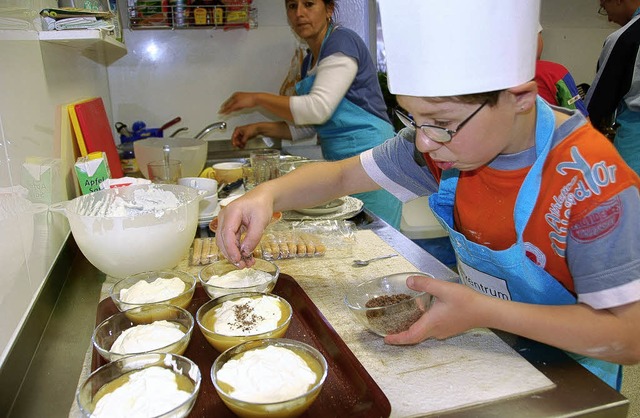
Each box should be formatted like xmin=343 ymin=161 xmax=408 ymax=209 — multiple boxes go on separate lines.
xmin=206 ymin=137 xmax=282 ymax=161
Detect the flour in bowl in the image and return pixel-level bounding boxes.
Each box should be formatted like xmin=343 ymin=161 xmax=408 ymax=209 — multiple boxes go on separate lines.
xmin=105 ymin=188 xmax=181 ymax=217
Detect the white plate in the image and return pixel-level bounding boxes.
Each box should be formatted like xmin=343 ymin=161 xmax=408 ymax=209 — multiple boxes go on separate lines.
xmin=294 ymin=198 xmax=345 ymax=216
xmin=283 ymin=196 xmax=364 ymax=221
xmin=198 ymin=204 xmax=220 ymax=228
xmin=218 ymin=194 xmax=242 ymax=207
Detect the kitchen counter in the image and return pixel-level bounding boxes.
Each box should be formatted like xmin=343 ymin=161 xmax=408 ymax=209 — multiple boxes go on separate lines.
xmin=4 ymin=210 xmax=629 ymax=417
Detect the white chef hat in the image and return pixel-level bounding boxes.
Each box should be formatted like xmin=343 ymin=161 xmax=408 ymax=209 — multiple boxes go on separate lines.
xmin=378 ymin=0 xmax=540 ymax=97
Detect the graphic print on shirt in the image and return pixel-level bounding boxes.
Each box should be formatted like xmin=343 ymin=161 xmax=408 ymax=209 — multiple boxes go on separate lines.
xmin=524 ymin=242 xmax=546 ymax=268
xmin=545 ymin=146 xmax=618 ymax=258
xmin=570 ymin=196 xmax=622 ymax=242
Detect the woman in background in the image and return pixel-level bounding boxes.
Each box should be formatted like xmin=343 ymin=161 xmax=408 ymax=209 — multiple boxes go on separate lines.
xmin=585 ymin=0 xmax=640 ymax=175
xmin=219 ymin=0 xmax=401 ymax=229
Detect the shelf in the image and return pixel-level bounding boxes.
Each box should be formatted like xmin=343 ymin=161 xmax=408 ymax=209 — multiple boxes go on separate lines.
xmin=39 ymin=29 xmax=127 ymax=64
xmin=128 ymin=3 xmax=256 ymax=30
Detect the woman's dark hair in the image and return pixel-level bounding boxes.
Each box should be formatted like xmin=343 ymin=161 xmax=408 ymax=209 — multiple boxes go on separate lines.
xmin=324 ymin=0 xmax=337 ymax=24
xmin=286 ymin=0 xmax=338 ymax=23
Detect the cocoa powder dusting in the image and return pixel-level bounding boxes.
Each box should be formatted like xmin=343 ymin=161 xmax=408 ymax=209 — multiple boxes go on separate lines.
xmin=230 ymin=302 xmax=264 ymax=333
xmin=365 ymin=293 xmax=423 ymax=334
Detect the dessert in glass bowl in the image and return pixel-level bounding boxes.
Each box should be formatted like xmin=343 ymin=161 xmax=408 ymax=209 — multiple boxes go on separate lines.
xmin=198 ymin=258 xmax=279 ymax=300
xmin=76 ymin=353 xmax=201 ymax=418
xmin=92 ymin=304 xmax=194 ymax=362
xmin=211 ymin=338 xmax=328 ymax=418
xmin=110 ymin=270 xmax=196 ymax=319
xmin=196 ymin=292 xmax=292 ymax=352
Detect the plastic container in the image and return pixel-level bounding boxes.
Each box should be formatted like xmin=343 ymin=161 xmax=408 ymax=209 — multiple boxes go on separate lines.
xmin=49 ymin=184 xmax=200 ymax=278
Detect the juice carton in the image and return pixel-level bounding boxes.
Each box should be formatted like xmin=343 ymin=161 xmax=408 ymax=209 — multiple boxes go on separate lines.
xmin=74 ymin=152 xmax=111 ymax=194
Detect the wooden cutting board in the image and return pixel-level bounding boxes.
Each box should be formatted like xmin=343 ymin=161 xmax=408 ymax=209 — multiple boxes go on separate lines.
xmin=68 ymin=97 xmax=123 ymax=178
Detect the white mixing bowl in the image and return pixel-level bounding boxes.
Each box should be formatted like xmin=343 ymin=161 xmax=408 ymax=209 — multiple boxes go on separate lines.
xmin=51 ymin=184 xmax=200 ymax=278
xmin=134 ymin=137 xmax=208 ymax=178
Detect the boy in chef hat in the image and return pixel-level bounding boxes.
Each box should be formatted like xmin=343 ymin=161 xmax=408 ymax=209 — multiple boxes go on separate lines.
xmin=215 ymin=0 xmax=640 ymax=390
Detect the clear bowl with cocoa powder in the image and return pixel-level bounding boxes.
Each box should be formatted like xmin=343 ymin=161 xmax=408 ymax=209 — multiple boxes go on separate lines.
xmin=343 ymin=272 xmax=434 ymax=336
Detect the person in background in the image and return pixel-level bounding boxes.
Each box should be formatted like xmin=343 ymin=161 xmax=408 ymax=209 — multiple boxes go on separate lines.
xmin=218 ymin=0 xmax=402 ymax=229
xmin=585 ymin=0 xmax=640 ymax=174
xmin=535 ymin=24 xmax=589 ymax=116
xmin=216 ymin=0 xmax=640 ymax=391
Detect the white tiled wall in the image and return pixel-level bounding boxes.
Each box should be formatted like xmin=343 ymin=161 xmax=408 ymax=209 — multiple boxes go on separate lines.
xmin=0 ymin=0 xmax=619 ymax=369
xmin=539 ymin=0 xmax=618 ymax=85
xmin=106 ymin=0 xmax=372 ymax=141
xmin=0 ymin=20 xmax=112 ymax=364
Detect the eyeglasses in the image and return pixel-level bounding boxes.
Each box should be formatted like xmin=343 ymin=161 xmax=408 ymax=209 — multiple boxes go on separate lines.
xmin=395 ymin=100 xmax=489 ymax=143
xmin=598 ymin=6 xmax=607 ymax=15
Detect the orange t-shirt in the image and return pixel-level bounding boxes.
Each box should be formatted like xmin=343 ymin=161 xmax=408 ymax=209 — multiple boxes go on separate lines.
xmin=431 ymin=124 xmax=640 ymax=293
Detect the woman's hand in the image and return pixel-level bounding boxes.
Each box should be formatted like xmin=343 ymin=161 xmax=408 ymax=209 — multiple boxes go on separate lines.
xmin=384 ymin=275 xmax=489 ymax=345
xmin=215 ymin=191 xmax=274 ymax=268
xmin=231 ymin=124 xmax=260 ymax=148
xmin=219 ymin=92 xmax=258 ymax=115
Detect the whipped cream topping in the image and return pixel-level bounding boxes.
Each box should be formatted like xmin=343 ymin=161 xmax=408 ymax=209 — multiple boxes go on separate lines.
xmin=217 ymin=345 xmax=317 ymax=403
xmin=110 ymin=320 xmax=185 ymax=354
xmin=214 ymin=295 xmax=282 ymax=336
xmin=120 ymin=277 xmax=186 ymax=304
xmin=91 ymin=366 xmax=190 ymax=418
xmin=207 ymin=268 xmax=272 ymax=288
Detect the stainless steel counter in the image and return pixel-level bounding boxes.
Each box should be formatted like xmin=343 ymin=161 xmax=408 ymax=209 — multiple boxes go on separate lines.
xmin=1 ymin=210 xmax=629 ymax=417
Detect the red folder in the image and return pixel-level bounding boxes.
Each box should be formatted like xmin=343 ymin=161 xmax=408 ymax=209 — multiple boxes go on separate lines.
xmin=69 ymin=97 xmax=123 ymax=178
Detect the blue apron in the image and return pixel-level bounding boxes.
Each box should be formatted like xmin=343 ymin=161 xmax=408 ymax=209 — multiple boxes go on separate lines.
xmin=614 ymin=103 xmax=640 ymax=175
xmin=295 ymin=29 xmax=401 ymax=229
xmin=428 ymin=97 xmax=622 ymax=390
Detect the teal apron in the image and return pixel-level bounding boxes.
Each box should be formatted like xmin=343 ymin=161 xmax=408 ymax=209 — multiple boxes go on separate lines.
xmin=614 ymin=103 xmax=640 ymax=175
xmin=295 ymin=27 xmax=401 ymax=229
xmin=428 ymin=98 xmax=622 ymax=390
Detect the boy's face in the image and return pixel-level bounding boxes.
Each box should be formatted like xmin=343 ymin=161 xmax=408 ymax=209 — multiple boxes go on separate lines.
xmin=397 ymin=92 xmax=535 ymax=171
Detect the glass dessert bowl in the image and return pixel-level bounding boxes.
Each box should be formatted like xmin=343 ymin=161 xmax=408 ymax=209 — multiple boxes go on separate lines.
xmin=344 ymin=272 xmax=434 ymax=336
xmin=198 ymin=258 xmax=279 ymax=300
xmin=76 ymin=352 xmax=201 ymax=418
xmin=211 ymin=338 xmax=328 ymax=418
xmin=92 ymin=304 xmax=194 ymax=362
xmin=110 ymin=269 xmax=196 ymax=317
xmin=196 ymin=292 xmax=292 ymax=352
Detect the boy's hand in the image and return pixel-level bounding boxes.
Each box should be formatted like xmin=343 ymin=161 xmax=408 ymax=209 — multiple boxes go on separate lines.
xmin=215 ymin=193 xmax=273 ymax=268
xmin=384 ymin=275 xmax=488 ymax=345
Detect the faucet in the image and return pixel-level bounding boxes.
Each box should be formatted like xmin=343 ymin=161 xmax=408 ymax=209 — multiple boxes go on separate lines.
xmin=194 ymin=121 xmax=227 ymax=140
xmin=169 ymin=127 xmax=189 ymax=137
